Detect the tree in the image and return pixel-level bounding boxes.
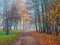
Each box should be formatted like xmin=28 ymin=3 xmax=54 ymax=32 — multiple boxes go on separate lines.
xmin=3 ymin=0 xmax=19 ymax=34
xmin=49 ymin=0 xmax=60 ymax=36
xmin=10 ymin=3 xmax=18 ymax=30
xmin=3 ymin=0 xmax=10 ymax=35
xmin=31 ymin=0 xmax=41 ymax=32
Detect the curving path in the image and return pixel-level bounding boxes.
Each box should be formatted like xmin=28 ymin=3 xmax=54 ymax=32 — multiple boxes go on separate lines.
xmin=12 ymin=32 xmax=40 ymax=45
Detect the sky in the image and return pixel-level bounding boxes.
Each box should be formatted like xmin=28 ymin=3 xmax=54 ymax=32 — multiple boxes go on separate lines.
xmin=0 ymin=0 xmax=28 ymax=13
xmin=0 ymin=0 xmax=27 ymax=12
xmin=0 ymin=0 xmax=3 ymax=13
xmin=0 ymin=0 xmax=13 ymax=13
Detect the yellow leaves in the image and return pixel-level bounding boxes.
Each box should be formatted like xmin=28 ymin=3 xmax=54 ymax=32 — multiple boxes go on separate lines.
xmin=49 ymin=0 xmax=60 ymax=25
xmin=50 ymin=9 xmax=54 ymax=14
xmin=57 ymin=3 xmax=60 ymax=9
xmin=54 ymin=21 xmax=56 ymax=24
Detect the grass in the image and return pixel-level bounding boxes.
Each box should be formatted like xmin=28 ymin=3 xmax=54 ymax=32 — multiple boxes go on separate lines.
xmin=0 ymin=30 xmax=23 ymax=45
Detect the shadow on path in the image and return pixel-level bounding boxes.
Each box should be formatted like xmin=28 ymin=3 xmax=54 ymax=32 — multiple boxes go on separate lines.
xmin=12 ymin=32 xmax=40 ymax=45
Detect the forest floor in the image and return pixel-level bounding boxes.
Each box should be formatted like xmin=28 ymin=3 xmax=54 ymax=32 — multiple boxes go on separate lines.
xmin=29 ymin=31 xmax=60 ymax=45
xmin=12 ymin=31 xmax=60 ymax=45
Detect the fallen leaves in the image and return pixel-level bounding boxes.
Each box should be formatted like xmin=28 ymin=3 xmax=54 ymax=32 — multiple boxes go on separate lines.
xmin=29 ymin=31 xmax=60 ymax=45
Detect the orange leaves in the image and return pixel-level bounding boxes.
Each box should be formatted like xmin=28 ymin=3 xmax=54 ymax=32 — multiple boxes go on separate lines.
xmin=29 ymin=31 xmax=60 ymax=45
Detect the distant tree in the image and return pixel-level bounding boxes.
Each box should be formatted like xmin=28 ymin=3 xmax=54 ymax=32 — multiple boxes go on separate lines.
xmin=9 ymin=3 xmax=18 ymax=30
xmin=3 ymin=0 xmax=9 ymax=35
xmin=3 ymin=0 xmax=19 ymax=34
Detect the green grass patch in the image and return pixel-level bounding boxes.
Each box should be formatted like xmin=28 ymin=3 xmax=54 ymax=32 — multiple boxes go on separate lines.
xmin=0 ymin=30 xmax=23 ymax=45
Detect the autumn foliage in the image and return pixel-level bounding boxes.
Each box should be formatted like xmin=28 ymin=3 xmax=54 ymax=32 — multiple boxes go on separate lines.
xmin=49 ymin=0 xmax=60 ymax=25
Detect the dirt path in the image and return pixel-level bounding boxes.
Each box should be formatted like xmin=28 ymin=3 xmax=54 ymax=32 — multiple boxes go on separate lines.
xmin=12 ymin=32 xmax=40 ymax=45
